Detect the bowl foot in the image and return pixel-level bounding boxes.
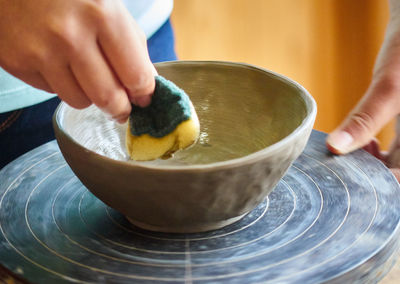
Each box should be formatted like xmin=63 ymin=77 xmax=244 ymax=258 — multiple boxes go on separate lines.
xmin=126 ymin=213 xmax=247 ymax=233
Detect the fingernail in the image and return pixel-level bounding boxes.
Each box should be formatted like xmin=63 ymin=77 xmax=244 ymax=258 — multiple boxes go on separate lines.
xmin=134 ymin=95 xmax=152 ymax=108
xmin=326 ymin=131 xmax=354 ymax=154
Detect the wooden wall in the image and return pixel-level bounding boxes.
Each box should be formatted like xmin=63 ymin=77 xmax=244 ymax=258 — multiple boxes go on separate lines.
xmin=171 ymin=0 xmax=393 ymax=148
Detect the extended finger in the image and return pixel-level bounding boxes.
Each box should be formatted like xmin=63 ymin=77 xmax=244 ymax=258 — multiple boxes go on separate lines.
xmin=390 ymin=168 xmax=400 ymax=183
xmin=69 ymin=42 xmax=131 ymax=123
xmin=326 ymin=84 xmax=400 ymax=155
xmin=96 ymin=2 xmax=155 ymax=106
xmin=327 ymin=17 xmax=400 ymax=155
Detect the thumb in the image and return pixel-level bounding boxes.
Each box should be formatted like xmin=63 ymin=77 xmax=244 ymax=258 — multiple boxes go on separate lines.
xmin=327 ymin=12 xmax=400 ymax=155
xmin=326 ymin=80 xmax=400 ymax=155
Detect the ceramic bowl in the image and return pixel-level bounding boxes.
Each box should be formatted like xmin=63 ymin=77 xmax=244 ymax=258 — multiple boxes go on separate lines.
xmin=53 ymin=61 xmax=317 ymax=233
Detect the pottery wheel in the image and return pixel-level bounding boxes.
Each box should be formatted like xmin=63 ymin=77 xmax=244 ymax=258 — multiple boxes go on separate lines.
xmin=1 ymin=130 xmax=400 ymax=284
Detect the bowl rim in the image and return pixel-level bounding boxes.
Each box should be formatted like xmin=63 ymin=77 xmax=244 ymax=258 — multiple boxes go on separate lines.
xmin=53 ymin=60 xmax=317 ymax=172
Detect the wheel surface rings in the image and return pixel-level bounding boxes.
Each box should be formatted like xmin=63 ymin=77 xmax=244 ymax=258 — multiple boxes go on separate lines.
xmin=0 ymin=130 xmax=399 ymax=284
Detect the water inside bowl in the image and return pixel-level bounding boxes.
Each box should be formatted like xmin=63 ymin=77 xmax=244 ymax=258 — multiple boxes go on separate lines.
xmin=62 ymin=101 xmax=305 ymax=166
xmin=61 ymin=62 xmax=309 ymax=166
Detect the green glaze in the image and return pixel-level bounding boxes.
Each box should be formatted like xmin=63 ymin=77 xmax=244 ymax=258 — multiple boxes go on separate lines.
xmin=129 ymin=75 xmax=192 ymax=138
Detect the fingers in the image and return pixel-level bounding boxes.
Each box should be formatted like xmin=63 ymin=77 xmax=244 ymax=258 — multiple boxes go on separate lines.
xmin=386 ymin=118 xmax=400 ymax=168
xmin=0 ymin=0 xmax=155 ymax=123
xmin=42 ymin=65 xmax=91 ymax=109
xmin=327 ymin=18 xmax=400 ymax=155
xmin=362 ymin=139 xmax=387 ymax=161
xmin=390 ymin=168 xmax=400 ymax=183
xmin=69 ymin=41 xmax=132 ymax=123
xmin=326 ymin=82 xmax=400 ymax=154
xmin=96 ymin=2 xmax=155 ymax=107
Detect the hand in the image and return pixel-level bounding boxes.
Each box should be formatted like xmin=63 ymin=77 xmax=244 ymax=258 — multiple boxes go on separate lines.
xmin=326 ymin=0 xmax=400 ymax=180
xmin=361 ymin=136 xmax=400 ymax=180
xmin=0 ymin=0 xmax=155 ymax=123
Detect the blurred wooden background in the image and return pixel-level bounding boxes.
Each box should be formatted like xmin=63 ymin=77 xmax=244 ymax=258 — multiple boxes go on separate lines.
xmin=171 ymin=0 xmax=394 ymax=149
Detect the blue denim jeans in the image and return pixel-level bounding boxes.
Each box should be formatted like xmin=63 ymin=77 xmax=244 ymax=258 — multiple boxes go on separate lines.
xmin=0 ymin=19 xmax=177 ymax=169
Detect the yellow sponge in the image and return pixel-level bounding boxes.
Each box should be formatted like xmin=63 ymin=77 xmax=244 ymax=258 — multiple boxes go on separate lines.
xmin=126 ymin=76 xmax=200 ymax=161
xmin=126 ymin=103 xmax=199 ymax=161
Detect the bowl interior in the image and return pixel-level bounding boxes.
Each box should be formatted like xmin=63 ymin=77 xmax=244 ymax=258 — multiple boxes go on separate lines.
xmin=59 ymin=61 xmax=311 ymax=166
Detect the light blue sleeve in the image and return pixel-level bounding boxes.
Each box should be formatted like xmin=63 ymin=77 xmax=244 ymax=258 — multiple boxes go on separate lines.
xmin=0 ymin=69 xmax=57 ymax=113
xmin=123 ymin=0 xmax=173 ymax=38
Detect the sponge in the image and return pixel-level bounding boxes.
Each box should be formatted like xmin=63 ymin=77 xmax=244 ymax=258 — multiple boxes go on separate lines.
xmin=126 ymin=76 xmax=200 ymax=161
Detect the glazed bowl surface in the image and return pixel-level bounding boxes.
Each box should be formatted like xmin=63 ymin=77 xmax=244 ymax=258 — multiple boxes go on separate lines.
xmin=53 ymin=61 xmax=317 ymax=233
